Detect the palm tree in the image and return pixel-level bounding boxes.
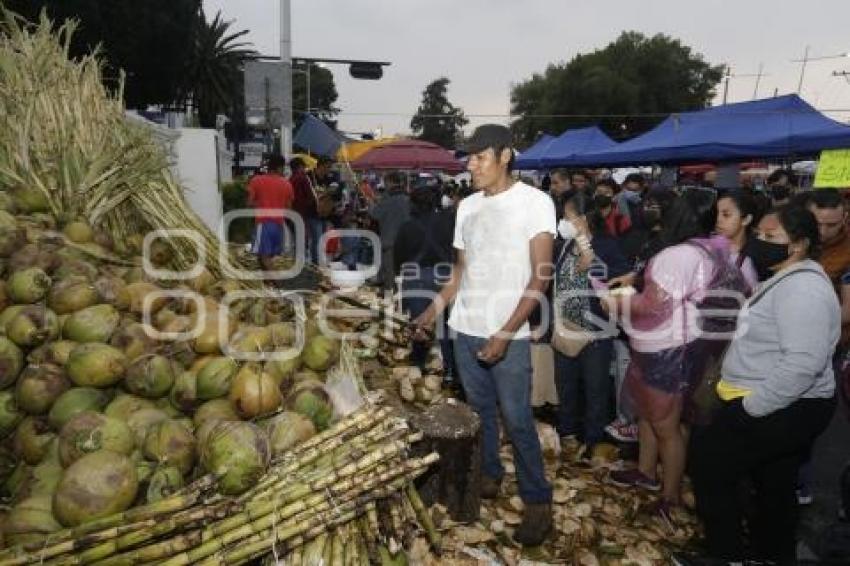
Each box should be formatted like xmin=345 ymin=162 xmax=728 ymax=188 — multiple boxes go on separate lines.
xmin=183 ymin=8 xmax=255 ymax=128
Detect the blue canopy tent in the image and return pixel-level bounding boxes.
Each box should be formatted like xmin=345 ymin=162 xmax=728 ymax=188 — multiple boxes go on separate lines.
xmin=571 ymin=95 xmax=850 ymax=167
xmin=292 ymin=114 xmax=351 ymax=157
xmin=514 ymin=134 xmax=556 ymax=170
xmin=539 ymin=127 xmax=617 ymax=168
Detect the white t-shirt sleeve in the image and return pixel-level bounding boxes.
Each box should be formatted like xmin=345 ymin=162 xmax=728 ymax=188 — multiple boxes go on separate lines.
xmin=525 ymin=190 xmax=557 ymax=240
xmin=452 ymin=200 xmax=469 ymax=250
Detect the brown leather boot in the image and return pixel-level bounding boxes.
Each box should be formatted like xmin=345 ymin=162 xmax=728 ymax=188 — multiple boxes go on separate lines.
xmin=513 ymin=502 xmax=553 ymax=546
xmin=480 ymin=475 xmax=502 ymax=499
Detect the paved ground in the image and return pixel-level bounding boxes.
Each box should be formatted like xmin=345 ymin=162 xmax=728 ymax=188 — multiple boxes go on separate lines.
xmin=798 ymin=395 xmax=850 ymax=562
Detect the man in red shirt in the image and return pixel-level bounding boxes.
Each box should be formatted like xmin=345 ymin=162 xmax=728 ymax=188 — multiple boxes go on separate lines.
xmin=247 ymin=154 xmax=294 ymax=271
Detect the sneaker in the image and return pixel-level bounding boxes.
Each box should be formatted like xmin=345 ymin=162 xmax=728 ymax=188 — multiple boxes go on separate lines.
xmin=796 ymin=487 xmax=814 ymax=506
xmin=609 ymin=468 xmax=661 ymax=492
xmin=605 ymin=419 xmax=639 ymax=443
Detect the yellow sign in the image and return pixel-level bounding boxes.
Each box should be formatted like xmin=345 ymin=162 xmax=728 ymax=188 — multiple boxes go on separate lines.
xmin=814 ymin=149 xmax=850 ymax=188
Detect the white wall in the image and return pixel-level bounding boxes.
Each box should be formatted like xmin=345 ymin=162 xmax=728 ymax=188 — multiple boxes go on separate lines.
xmin=174 ymin=128 xmax=225 ymax=234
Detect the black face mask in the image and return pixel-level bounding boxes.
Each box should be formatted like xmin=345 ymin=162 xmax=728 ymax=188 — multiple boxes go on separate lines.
xmin=594 ymin=195 xmax=613 ymax=208
xmin=749 ymin=238 xmax=791 ymax=281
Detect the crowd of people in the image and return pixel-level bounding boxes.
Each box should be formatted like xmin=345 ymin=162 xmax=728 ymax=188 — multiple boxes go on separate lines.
xmin=245 ymin=125 xmax=849 ymax=564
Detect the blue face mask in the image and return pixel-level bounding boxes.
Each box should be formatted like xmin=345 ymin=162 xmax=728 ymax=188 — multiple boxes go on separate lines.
xmin=621 ymin=190 xmax=642 ymax=203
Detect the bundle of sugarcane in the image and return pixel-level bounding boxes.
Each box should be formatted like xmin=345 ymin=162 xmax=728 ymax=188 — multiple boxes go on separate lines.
xmin=0 ymin=9 xmax=249 ymax=281
xmin=0 ymin=401 xmax=441 ymax=565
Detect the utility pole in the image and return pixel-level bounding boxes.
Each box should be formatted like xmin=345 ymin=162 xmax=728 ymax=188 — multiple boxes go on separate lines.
xmin=797 ymin=45 xmax=810 ymax=94
xmin=722 ymin=67 xmax=731 ymax=104
xmin=280 ymin=0 xmax=292 ymax=159
xmin=753 ymin=63 xmax=765 ymax=99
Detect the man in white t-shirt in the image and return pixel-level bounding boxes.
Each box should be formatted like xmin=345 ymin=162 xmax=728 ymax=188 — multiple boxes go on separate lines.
xmin=414 ymin=124 xmax=555 ymax=546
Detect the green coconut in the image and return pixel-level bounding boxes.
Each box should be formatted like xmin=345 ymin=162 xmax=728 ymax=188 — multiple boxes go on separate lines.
xmin=5 ymin=306 xmax=59 ymax=348
xmin=63 ymin=304 xmax=120 ymax=343
xmin=284 ymin=380 xmax=333 ymax=431
xmin=154 ymin=397 xmax=184 ymax=419
xmin=302 ymin=335 xmax=339 ymax=372
xmin=13 ymin=417 xmax=55 ymax=465
xmin=58 ymin=411 xmax=134 ymax=467
xmin=0 ymin=389 xmax=23 ymax=438
xmin=143 ymin=420 xmax=195 ymax=475
xmin=0 ymin=443 xmax=19 ymax=487
xmin=8 ymin=243 xmax=59 ymax=274
xmin=53 ymin=451 xmax=138 ymax=527
xmin=15 ymin=363 xmax=70 ymax=415
xmin=198 ymin=421 xmax=270 ymax=496
xmin=27 ymin=340 xmax=77 ymax=367
xmin=66 ymin=343 xmax=127 ymax=387
xmin=126 ymin=407 xmax=170 ymax=448
xmin=146 ymin=465 xmax=184 ymax=503
xmin=265 ymin=353 xmax=302 ymax=388
xmin=109 ymin=321 xmax=156 ymax=362
xmin=0 ymin=336 xmax=24 ymax=389
xmin=47 ymin=387 xmax=111 ymax=431
xmin=196 ymin=356 xmax=238 ymax=400
xmin=104 ymin=393 xmax=157 ymax=421
xmin=7 ymin=267 xmax=51 ymax=304
xmin=169 ymin=371 xmax=198 ymax=413
xmin=0 ymin=305 xmax=24 ymax=336
xmin=192 ymin=398 xmax=239 ymax=429
xmin=5 ymin=494 xmax=62 ymax=547
xmin=22 ymin=441 xmax=63 ymax=498
xmin=10 ymin=186 xmax=50 ymax=213
xmin=124 ymin=354 xmax=178 ymax=399
xmin=48 ymin=277 xmax=99 ymax=315
xmin=2 ymin=461 xmax=29 ymax=500
xmin=63 ymin=221 xmax=94 ymax=244
xmin=93 ymin=275 xmax=127 ymax=306
xmin=261 ymin=411 xmax=316 ymax=459
xmin=0 ymin=222 xmax=22 ymax=260
xmin=52 ymin=257 xmax=99 ymax=283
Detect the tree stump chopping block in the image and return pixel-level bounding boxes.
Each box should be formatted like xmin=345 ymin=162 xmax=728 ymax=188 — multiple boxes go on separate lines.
xmin=408 ymin=399 xmax=481 ymax=523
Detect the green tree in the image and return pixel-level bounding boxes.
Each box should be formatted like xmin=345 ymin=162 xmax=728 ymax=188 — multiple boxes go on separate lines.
xmin=410 ymin=77 xmax=468 ymax=149
xmin=182 ymin=8 xmax=255 ymax=128
xmin=510 ymin=32 xmax=725 ymax=146
xmin=5 ymin=0 xmax=200 ymax=109
xmin=292 ymin=63 xmax=340 ymax=129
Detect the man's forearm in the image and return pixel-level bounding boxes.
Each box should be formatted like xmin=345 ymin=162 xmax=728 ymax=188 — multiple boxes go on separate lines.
xmin=497 ymin=279 xmax=549 ymax=338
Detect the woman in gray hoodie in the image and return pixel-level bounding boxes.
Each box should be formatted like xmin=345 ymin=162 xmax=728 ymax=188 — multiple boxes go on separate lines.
xmin=685 ymin=204 xmax=839 ymax=565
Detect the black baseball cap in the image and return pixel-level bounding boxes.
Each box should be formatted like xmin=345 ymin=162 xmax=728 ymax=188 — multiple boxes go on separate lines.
xmin=462 ymin=124 xmax=513 ymax=154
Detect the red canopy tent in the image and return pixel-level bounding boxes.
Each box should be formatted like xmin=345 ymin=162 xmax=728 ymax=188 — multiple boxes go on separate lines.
xmin=350 ymin=139 xmax=463 ymax=173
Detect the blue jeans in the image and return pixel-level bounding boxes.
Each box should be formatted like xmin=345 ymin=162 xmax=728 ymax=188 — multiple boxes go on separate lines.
xmin=306 ymin=217 xmax=325 ymax=264
xmin=454 ymin=332 xmax=552 ymax=504
xmin=554 ymin=338 xmax=613 ymax=445
xmin=401 ymin=268 xmax=455 ymax=374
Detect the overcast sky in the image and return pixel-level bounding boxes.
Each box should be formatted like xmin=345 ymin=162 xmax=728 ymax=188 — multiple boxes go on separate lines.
xmin=204 ymin=0 xmax=850 ymax=138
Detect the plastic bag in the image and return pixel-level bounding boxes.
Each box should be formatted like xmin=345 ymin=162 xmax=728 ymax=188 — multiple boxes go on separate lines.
xmin=324 ymin=340 xmax=368 ymax=417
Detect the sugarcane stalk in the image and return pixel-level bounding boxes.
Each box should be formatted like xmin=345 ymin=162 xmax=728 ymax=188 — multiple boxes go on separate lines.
xmin=187 ymin=455 xmax=436 ymax=564
xmin=77 ymin=501 xmax=236 ymax=564
xmin=247 ymin=426 xmax=415 ymax=505
xmin=266 ymin=435 xmax=417 ymax=505
xmin=405 ymin=484 xmax=441 ymax=553
xmin=0 ymin=519 xmax=158 ymax=566
xmin=0 ymin=476 xmax=215 ymax=565
xmin=165 ymin=458 xmax=436 ymax=566
xmin=87 ymin=528 xmax=203 ymax=566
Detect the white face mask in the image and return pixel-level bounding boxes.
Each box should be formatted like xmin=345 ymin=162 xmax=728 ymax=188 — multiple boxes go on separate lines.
xmin=440 ymin=195 xmax=454 ymax=209
xmin=558 ymin=219 xmax=578 ymax=241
